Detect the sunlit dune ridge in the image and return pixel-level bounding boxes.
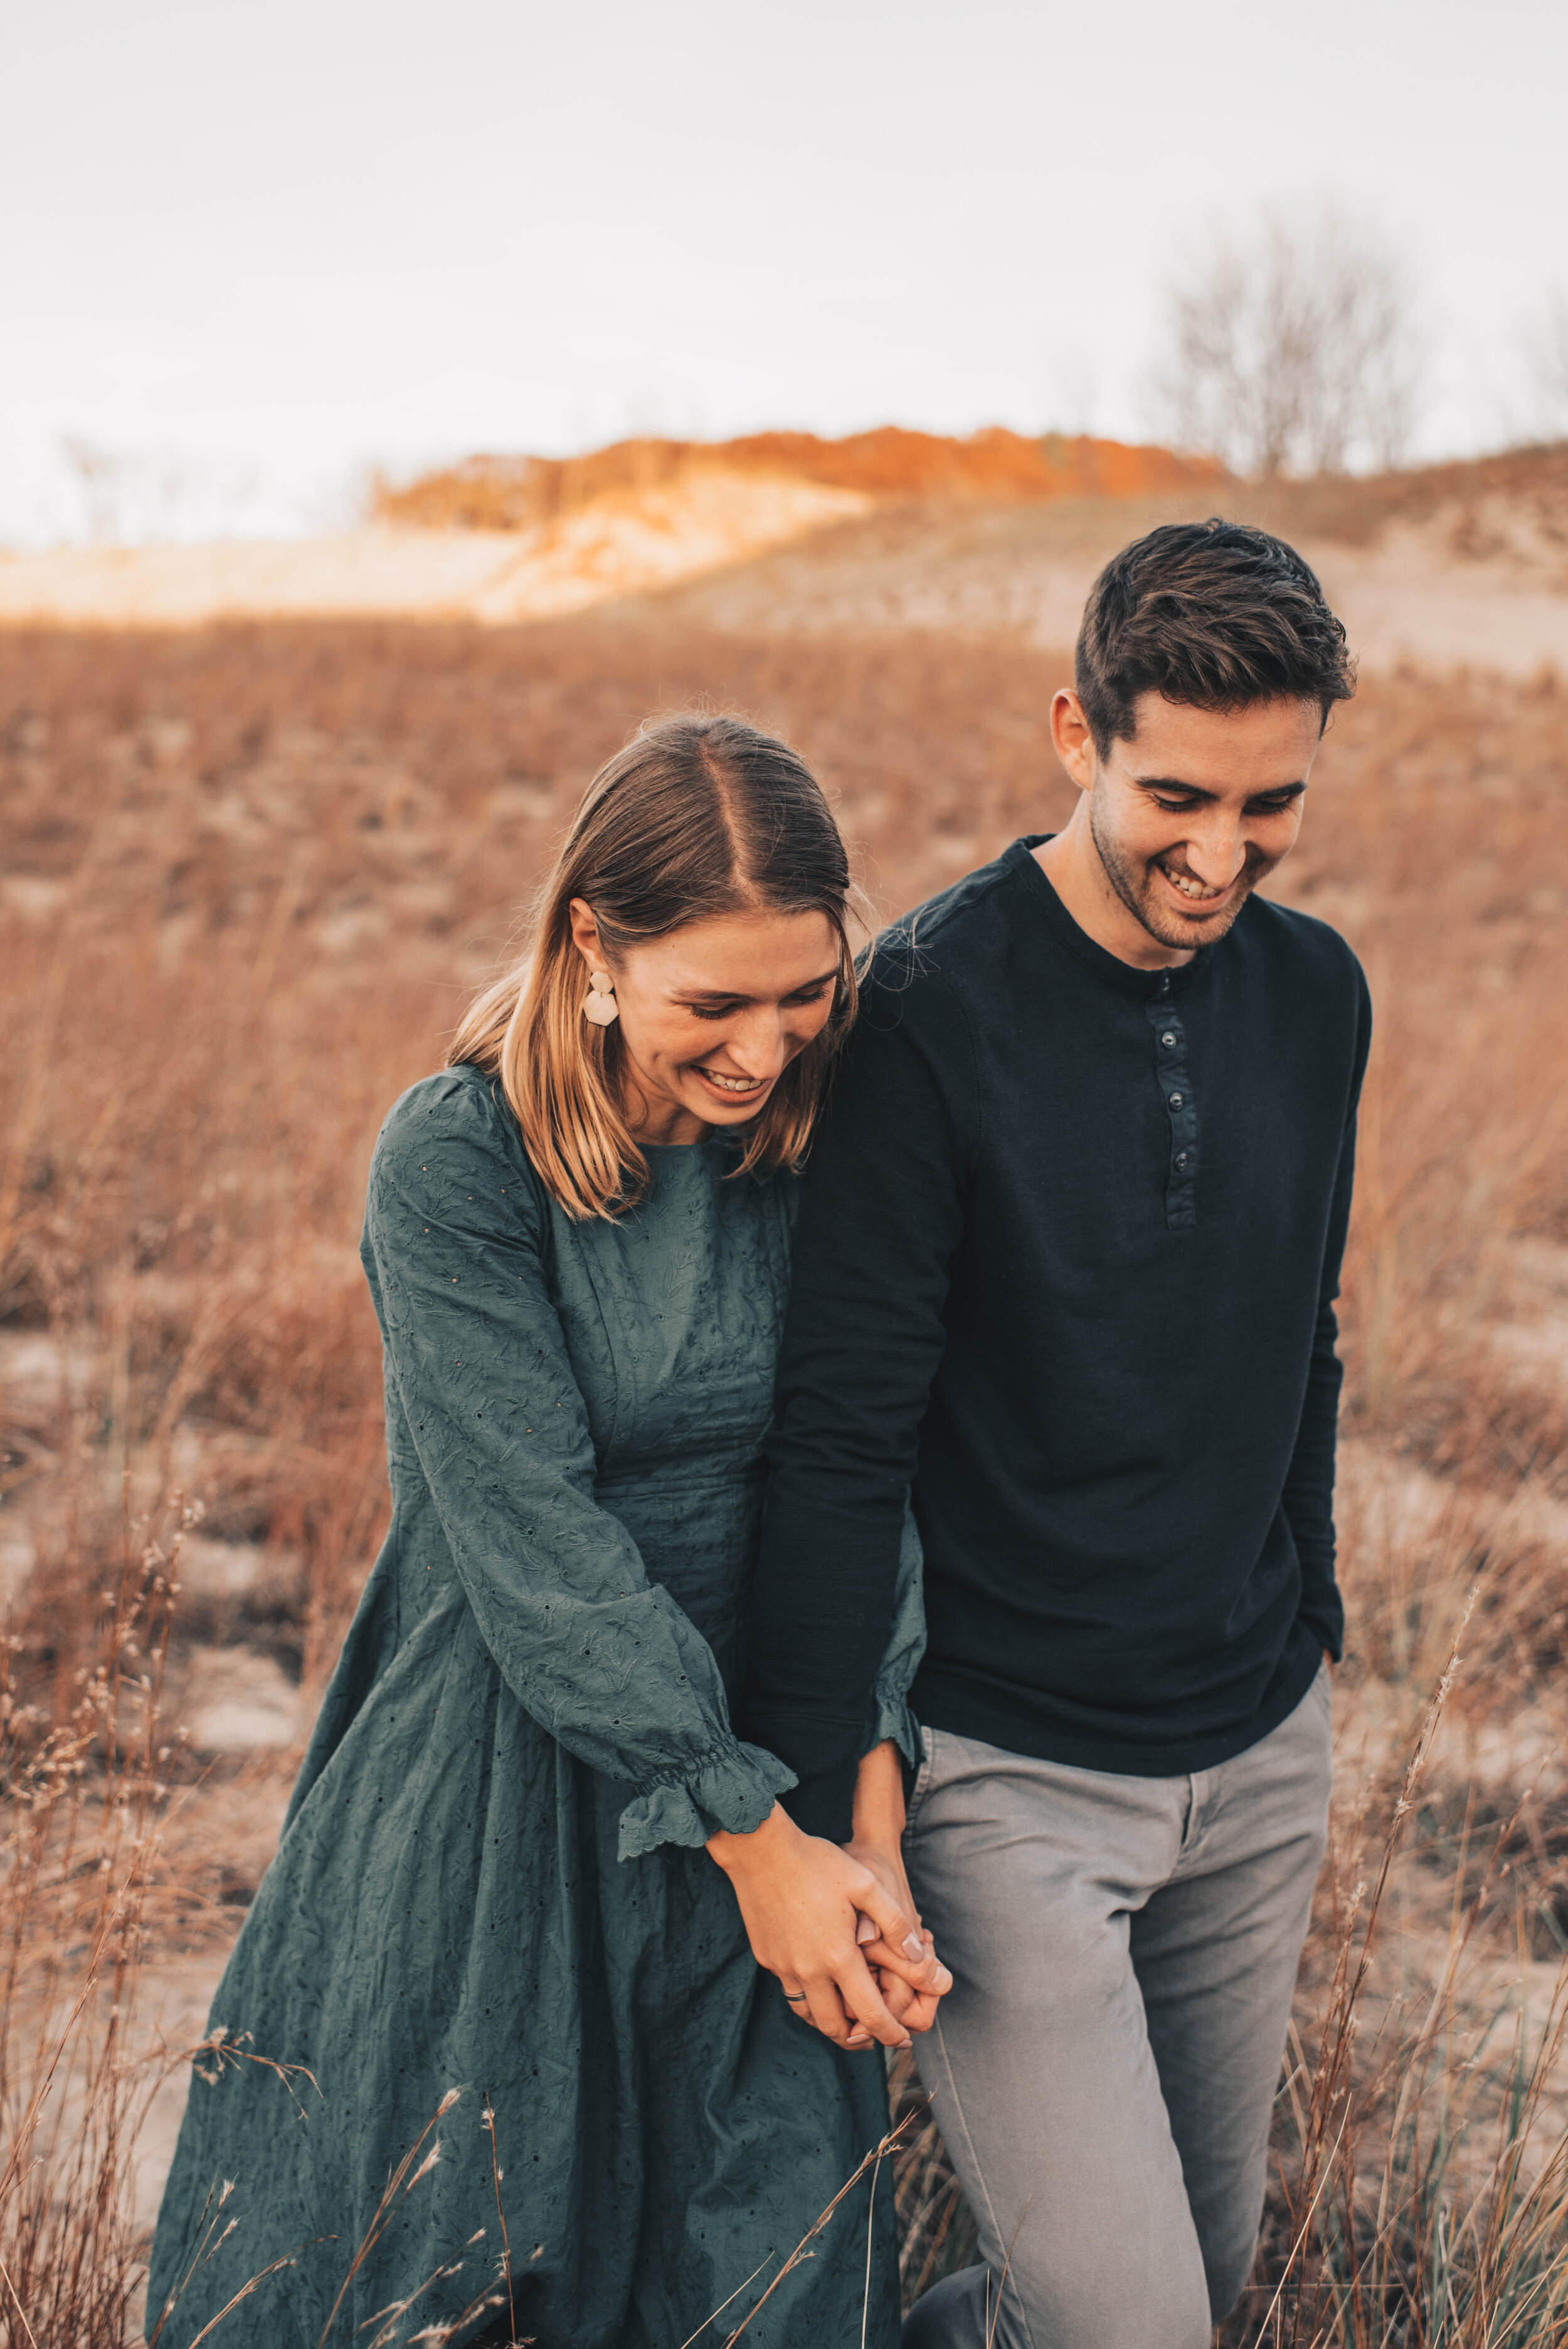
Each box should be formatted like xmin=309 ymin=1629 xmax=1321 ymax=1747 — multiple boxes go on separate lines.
xmin=372 ymin=425 xmax=1228 ymax=529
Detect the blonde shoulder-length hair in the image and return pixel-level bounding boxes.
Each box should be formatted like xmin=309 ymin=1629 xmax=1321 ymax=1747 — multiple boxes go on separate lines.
xmin=448 ymin=713 xmax=861 ymax=1221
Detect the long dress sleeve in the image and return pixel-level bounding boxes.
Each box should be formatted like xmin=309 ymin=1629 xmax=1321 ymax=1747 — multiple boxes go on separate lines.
xmin=361 ymin=1073 xmax=795 ymax=1860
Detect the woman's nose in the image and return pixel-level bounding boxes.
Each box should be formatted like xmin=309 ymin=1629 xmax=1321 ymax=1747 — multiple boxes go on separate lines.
xmin=728 ymin=1010 xmax=789 ymax=1079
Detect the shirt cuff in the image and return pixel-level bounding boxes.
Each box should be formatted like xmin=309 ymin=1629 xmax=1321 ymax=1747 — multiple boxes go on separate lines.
xmin=617 ymin=1733 xmax=797 ymax=1862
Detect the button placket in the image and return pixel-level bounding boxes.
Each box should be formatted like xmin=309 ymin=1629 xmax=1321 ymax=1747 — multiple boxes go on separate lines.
xmin=1147 ymin=989 xmax=1199 ymax=1229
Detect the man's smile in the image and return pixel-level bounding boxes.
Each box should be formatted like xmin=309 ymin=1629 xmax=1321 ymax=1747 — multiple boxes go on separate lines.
xmin=1154 ymin=856 xmax=1234 ymax=908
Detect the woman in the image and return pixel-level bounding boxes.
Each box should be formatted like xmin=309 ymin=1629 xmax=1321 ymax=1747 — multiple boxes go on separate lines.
xmin=148 ymin=716 xmax=945 ymax=2349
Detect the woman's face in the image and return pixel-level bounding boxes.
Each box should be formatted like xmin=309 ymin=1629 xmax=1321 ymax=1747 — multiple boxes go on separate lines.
xmin=568 ymin=899 xmax=840 ymax=1145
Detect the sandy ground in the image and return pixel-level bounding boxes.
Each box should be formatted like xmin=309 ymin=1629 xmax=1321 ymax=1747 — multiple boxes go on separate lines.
xmin=0 ymin=471 xmax=867 ymax=628
xmin=655 ymin=496 xmax=1568 ymax=677
xmin=2 ymin=477 xmax=1564 ymax=676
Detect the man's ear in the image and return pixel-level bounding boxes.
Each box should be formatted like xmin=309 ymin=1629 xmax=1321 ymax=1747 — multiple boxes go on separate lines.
xmin=1050 ymin=689 xmax=1097 ymax=795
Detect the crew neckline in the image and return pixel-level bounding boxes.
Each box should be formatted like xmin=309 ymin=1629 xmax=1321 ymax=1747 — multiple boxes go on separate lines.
xmin=1005 ymin=836 xmax=1206 ymax=999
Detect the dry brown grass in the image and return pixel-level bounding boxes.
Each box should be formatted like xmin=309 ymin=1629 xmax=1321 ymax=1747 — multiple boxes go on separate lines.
xmin=3 ymin=614 xmax=1567 ymax=2342
xmin=0 ymin=1497 xmax=186 ymax=2346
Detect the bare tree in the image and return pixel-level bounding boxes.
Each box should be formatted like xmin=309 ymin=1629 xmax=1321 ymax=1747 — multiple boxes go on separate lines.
xmin=1155 ymin=201 xmax=1422 ymax=477
xmin=1522 ymin=285 xmax=1568 ymax=437
xmin=61 ymin=435 xmax=131 ymax=542
xmin=59 ymin=437 xmax=262 ymax=543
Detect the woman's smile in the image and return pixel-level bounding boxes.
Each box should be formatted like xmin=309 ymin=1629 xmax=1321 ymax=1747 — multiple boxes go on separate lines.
xmin=692 ymin=1062 xmax=771 ymax=1101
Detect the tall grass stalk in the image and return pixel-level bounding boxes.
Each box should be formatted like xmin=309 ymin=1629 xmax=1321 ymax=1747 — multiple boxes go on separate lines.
xmin=0 ymin=1496 xmax=188 ymax=2346
xmin=1228 ymin=1618 xmax=1568 ymax=2347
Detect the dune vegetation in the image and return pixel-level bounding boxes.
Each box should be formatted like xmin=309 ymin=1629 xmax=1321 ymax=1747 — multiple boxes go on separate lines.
xmin=3 ymin=571 xmax=1567 ymax=2341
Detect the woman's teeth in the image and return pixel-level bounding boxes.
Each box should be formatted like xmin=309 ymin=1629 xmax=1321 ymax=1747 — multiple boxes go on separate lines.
xmin=700 ymin=1069 xmax=763 ymax=1093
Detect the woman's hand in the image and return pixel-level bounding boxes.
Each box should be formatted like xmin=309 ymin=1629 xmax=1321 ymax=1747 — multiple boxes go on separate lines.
xmin=707 ymin=1803 xmax=938 ymax=2052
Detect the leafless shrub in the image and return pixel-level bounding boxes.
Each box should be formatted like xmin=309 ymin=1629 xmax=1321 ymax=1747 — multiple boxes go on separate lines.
xmin=1155 ymin=201 xmax=1422 ymax=478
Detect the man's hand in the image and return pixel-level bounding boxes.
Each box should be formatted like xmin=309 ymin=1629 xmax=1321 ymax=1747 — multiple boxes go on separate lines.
xmin=844 ymin=1738 xmax=951 ymax=2037
xmin=847 ymin=1846 xmax=948 ymax=2035
xmin=707 ymin=1803 xmax=937 ymax=2052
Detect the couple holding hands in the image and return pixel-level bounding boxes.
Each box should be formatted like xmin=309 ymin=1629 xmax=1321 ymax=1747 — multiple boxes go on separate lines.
xmin=152 ymin=518 xmax=1367 ymax=2349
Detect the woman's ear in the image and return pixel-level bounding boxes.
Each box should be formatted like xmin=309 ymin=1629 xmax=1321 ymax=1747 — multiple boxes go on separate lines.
xmin=566 ymin=897 xmax=603 ymax=966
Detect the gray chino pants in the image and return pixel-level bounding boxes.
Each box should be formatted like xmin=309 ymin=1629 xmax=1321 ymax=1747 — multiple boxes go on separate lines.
xmin=900 ymin=1667 xmax=1332 ymax=2349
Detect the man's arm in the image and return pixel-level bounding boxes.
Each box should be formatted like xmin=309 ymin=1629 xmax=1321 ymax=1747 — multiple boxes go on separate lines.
xmin=1281 ymin=968 xmax=1373 ymax=1661
xmin=744 ymin=961 xmax=977 ymax=1839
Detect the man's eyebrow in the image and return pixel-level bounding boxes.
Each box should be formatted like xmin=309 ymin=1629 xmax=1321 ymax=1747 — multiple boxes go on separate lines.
xmin=1131 ymin=776 xmax=1308 ymax=799
xmin=1131 ymin=776 xmax=1220 ymax=801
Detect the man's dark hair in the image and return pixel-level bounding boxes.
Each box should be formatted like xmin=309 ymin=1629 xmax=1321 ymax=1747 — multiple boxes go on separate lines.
xmin=1075 ymin=518 xmax=1355 ymax=756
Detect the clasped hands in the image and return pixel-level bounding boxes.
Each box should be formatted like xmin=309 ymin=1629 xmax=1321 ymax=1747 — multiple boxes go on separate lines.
xmin=707 ymin=1740 xmax=951 ymax=2052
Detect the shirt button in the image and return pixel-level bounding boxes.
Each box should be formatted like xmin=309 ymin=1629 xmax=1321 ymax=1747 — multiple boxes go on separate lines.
xmin=1176 ymin=1152 xmax=1189 ymax=1169
xmin=1169 ymin=1091 xmax=1183 ymax=1107
xmin=1162 ymin=1032 xmax=1176 ymax=1047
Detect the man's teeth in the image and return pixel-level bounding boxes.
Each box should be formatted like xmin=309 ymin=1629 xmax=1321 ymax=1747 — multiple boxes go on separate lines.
xmin=1160 ymin=862 xmax=1223 ymax=902
xmin=702 ymin=1070 xmax=761 ymax=1093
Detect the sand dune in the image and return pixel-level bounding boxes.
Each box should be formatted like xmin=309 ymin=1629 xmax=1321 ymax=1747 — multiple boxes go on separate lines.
xmin=659 ymin=501 xmax=1568 ymax=678
xmin=3 ymin=433 xmax=1565 ymax=677
xmin=0 ymin=469 xmax=869 ymax=627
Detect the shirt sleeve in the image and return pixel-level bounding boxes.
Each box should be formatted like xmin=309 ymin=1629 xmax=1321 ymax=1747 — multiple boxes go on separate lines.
xmin=1281 ymin=964 xmax=1374 ymax=1662
xmin=363 ymin=1073 xmax=795 ymax=1861
xmin=743 ymin=957 xmax=977 ymax=1838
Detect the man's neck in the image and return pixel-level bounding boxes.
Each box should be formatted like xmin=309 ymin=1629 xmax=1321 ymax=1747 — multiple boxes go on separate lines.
xmin=1033 ymin=810 xmax=1190 ymax=973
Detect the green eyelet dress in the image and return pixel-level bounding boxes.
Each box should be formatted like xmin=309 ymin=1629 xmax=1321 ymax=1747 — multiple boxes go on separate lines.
xmin=147 ymin=1066 xmax=921 ymax=2349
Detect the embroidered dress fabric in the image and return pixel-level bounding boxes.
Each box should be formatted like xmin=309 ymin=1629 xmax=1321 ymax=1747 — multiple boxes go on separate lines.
xmin=147 ymin=1066 xmax=912 ymax=2349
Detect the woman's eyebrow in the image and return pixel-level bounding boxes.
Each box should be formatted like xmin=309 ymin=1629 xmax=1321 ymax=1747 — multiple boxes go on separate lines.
xmin=675 ymin=967 xmax=840 ymax=1003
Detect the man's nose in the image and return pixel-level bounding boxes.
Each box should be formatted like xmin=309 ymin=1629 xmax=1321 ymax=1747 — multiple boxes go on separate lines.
xmin=1184 ymin=815 xmax=1248 ymax=888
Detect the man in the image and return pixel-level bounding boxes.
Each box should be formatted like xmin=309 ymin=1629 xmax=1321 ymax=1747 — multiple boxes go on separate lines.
xmin=742 ymin=520 xmax=1369 ymax=2348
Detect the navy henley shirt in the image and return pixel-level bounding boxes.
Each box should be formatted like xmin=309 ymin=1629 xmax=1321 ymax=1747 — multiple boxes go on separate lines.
xmin=743 ymin=835 xmax=1372 ymax=1840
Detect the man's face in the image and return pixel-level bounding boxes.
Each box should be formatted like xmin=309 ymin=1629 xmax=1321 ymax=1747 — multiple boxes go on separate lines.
xmin=1056 ymin=689 xmax=1322 ymax=958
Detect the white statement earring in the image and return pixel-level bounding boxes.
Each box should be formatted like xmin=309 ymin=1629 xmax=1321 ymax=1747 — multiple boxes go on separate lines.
xmin=582 ymin=968 xmax=620 ymax=1027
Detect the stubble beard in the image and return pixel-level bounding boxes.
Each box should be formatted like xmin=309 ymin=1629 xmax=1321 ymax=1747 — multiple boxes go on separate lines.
xmin=1088 ymin=788 xmax=1263 ymax=955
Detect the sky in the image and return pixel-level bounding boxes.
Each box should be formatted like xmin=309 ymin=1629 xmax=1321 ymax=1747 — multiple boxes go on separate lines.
xmin=2 ymin=0 xmax=1564 ymax=543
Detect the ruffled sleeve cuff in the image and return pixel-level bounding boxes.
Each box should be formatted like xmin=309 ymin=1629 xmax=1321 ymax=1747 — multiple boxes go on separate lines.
xmin=618 ymin=1732 xmax=798 ymax=1862
xmin=861 ymin=1495 xmax=926 ymax=1771
xmin=869 ymin=1678 xmax=923 ymax=1770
